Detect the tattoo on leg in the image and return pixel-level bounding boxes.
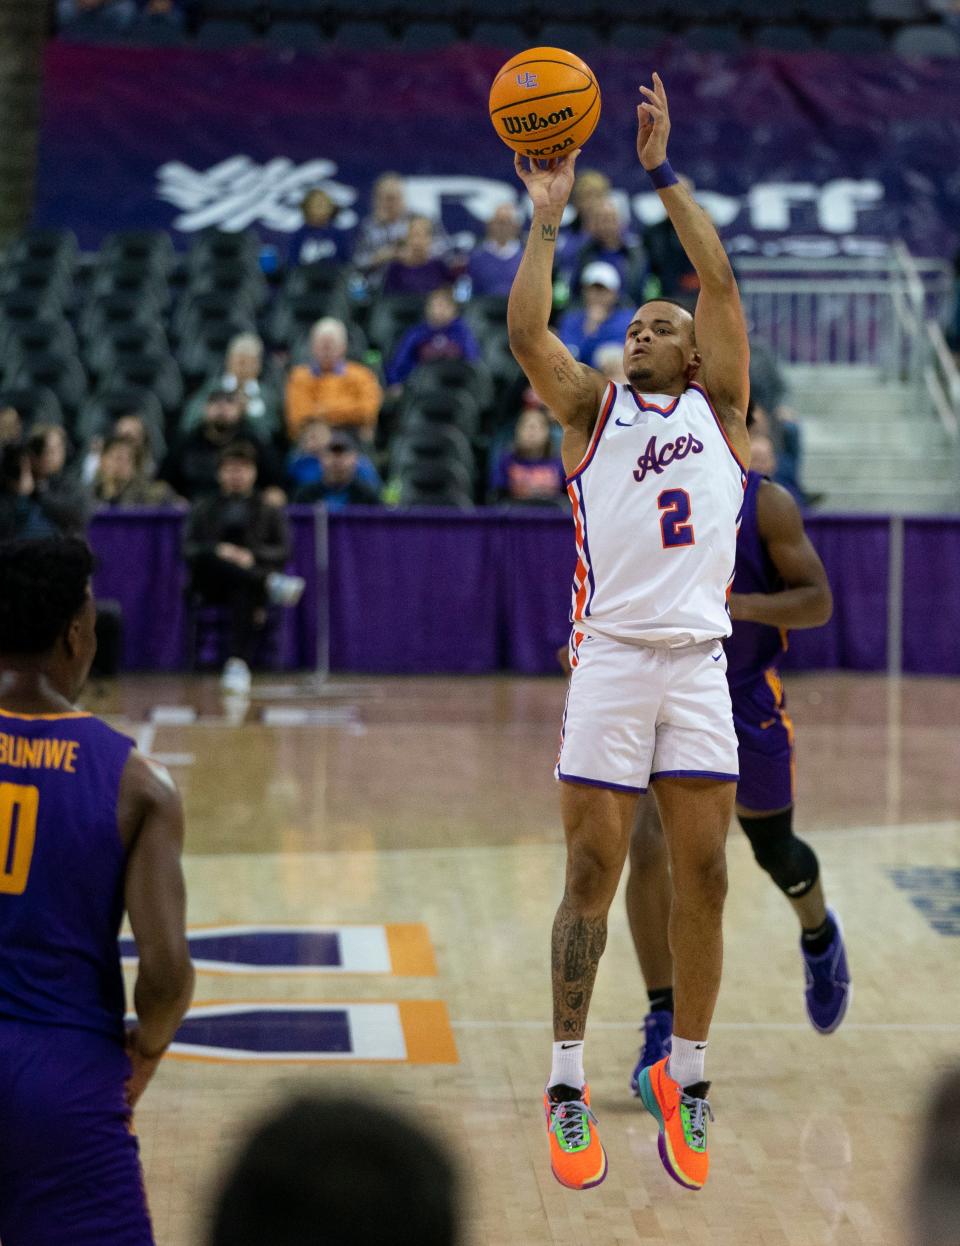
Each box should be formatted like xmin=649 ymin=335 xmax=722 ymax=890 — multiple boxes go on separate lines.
xmin=551 ymin=895 xmax=608 ymax=1037
xmin=540 ymin=222 xmax=557 ymax=243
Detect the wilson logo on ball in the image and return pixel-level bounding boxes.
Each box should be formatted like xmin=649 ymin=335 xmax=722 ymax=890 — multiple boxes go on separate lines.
xmin=501 ymin=107 xmax=575 ymax=136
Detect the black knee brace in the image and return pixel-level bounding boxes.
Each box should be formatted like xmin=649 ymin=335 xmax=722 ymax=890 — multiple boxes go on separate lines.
xmin=738 ymin=809 xmax=819 ymax=899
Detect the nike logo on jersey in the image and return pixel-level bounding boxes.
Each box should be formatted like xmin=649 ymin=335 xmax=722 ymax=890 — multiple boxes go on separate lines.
xmin=632 ymin=433 xmax=704 ymax=484
xmin=712 ymin=652 xmax=723 ymax=662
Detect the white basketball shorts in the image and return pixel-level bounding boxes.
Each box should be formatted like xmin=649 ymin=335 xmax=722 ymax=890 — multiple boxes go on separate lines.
xmin=556 ymin=629 xmax=739 ymax=794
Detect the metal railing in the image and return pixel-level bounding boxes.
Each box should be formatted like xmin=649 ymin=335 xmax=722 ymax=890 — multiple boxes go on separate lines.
xmin=737 ymin=251 xmax=954 ymax=382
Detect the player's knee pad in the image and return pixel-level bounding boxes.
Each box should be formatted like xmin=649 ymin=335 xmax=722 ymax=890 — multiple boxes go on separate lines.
xmin=738 ymin=809 xmax=819 ymax=899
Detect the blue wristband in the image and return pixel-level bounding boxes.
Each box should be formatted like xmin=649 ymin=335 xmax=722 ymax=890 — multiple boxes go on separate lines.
xmin=647 ymin=160 xmax=679 ymax=190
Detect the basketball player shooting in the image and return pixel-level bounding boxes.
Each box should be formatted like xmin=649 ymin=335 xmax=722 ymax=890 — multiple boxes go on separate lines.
xmin=508 ymin=72 xmax=750 ymax=1192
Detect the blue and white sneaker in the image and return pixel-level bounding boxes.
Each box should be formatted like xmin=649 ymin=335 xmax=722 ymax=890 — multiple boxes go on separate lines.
xmin=802 ymin=909 xmax=851 ymax=1034
xmin=630 ymin=1009 xmax=673 ymax=1095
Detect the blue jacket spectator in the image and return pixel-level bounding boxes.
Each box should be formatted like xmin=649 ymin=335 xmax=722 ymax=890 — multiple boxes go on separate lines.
xmin=287 ymin=189 xmax=351 ymax=267
xmin=381 ymin=217 xmax=455 ymax=297
xmin=293 ymin=429 xmax=381 ymax=509
xmin=287 ymin=418 xmax=382 ymax=493
xmin=386 ymin=289 xmax=481 ymax=386
xmin=467 ymin=204 xmax=523 ymax=297
xmin=556 ymin=262 xmax=633 ymax=370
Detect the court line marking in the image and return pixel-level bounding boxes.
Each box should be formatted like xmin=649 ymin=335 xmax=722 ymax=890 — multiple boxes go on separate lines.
xmin=451 ymin=1019 xmax=960 ymax=1033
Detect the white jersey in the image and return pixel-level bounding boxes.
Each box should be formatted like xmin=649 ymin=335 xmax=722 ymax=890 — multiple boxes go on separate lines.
xmin=566 ymin=381 xmax=746 ymax=647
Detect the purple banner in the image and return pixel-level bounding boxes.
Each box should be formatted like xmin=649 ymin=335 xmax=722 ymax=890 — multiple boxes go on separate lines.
xmin=38 ymin=42 xmax=960 ymax=259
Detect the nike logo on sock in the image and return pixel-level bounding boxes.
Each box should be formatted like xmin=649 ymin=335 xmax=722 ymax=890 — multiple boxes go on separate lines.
xmin=694 ymin=1043 xmax=707 ymax=1050
xmin=560 ymin=1042 xmax=583 ymax=1050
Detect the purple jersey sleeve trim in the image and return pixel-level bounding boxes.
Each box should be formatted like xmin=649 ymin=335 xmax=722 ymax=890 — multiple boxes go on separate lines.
xmin=649 ymin=769 xmax=739 ymax=783
xmin=556 ymin=770 xmax=647 ymax=795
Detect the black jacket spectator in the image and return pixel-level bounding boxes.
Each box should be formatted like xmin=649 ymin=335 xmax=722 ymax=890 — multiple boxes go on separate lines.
xmin=161 ymin=389 xmax=283 ymax=501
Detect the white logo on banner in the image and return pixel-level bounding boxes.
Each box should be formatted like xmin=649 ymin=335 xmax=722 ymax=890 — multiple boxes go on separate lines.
xmin=155 ymin=156 xmax=358 ymax=232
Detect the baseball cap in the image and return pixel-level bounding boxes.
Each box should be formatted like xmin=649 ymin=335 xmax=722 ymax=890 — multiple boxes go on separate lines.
xmin=581 ymin=261 xmax=621 ymax=292
xmin=326 ymin=429 xmax=358 ymax=453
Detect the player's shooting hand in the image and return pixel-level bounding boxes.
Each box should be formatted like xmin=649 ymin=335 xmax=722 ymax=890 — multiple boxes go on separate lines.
xmin=124 ymin=1027 xmax=165 ymax=1109
xmin=636 ymin=72 xmax=671 ymax=171
xmin=513 ymin=149 xmax=580 ymax=212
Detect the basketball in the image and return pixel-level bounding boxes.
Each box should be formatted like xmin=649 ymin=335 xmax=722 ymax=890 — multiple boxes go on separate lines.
xmin=488 ymin=47 xmax=601 ymax=161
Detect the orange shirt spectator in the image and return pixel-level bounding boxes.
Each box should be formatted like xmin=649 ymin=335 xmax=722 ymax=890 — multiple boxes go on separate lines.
xmin=285 ymin=318 xmax=382 ymax=442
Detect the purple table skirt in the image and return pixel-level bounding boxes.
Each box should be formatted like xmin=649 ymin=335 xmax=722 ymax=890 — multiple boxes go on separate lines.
xmin=88 ymin=506 xmax=957 ymax=676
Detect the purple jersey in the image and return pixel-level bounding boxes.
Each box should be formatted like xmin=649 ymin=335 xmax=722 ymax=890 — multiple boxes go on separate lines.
xmin=0 ymin=709 xmax=134 ymax=1041
xmin=724 ymin=470 xmax=788 ymax=687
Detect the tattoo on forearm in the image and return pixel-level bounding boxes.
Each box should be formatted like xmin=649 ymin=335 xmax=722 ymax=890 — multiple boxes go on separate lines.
xmin=551 ymin=896 xmax=607 ymax=1038
xmin=540 ymin=223 xmax=557 ymax=243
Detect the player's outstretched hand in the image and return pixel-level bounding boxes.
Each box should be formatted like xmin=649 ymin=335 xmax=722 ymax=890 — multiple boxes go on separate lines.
xmin=637 ymin=72 xmax=671 ymax=171
xmin=124 ymin=1026 xmax=165 ymax=1109
xmin=513 ymin=149 xmax=580 ymax=211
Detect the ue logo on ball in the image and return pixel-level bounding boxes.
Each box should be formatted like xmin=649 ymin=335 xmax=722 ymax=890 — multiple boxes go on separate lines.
xmin=516 ymin=72 xmax=539 ymax=88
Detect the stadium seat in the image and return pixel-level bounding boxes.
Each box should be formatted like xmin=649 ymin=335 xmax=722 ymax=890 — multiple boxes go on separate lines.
xmin=5 ymin=353 xmax=88 ymax=424
xmin=99 ymin=229 xmax=174 ymax=274
xmin=91 ymin=261 xmax=170 ymax=308
xmin=0 ymin=384 xmax=64 ymax=429
xmin=173 ymin=291 xmax=260 ymax=344
xmin=470 ymin=21 xmax=528 ymax=45
xmin=683 ymin=24 xmax=746 ymax=52
xmin=892 ymin=22 xmax=960 ymax=54
xmin=334 ymin=21 xmax=396 ymax=49
xmin=266 ymin=291 xmax=354 ymax=351
xmin=405 ymin=358 xmax=496 ymax=419
xmin=98 ymin=356 xmax=183 ymax=424
xmin=194 ymin=19 xmax=259 ymax=48
xmin=78 ymin=291 xmax=164 ymax=345
xmin=367 ymin=295 xmax=428 ymax=356
xmin=0 ymin=260 xmax=73 ymax=310
xmin=398 ymin=460 xmax=474 ymax=509
xmin=868 ymin=0 xmax=924 ymax=15
xmin=187 ymin=263 xmax=268 ymax=311
xmin=1 ymin=319 xmax=79 ymax=366
xmin=264 ymin=20 xmax=326 ymax=50
xmin=284 ymin=261 xmax=349 ymax=301
xmin=738 ymin=0 xmax=801 ymax=17
xmin=83 ymin=323 xmax=172 ymax=380
xmin=397 ymin=20 xmax=461 ymax=48
xmin=5 ymin=230 xmax=78 ymax=272
xmin=824 ymin=24 xmax=889 ymax=50
xmin=799 ymin=0 xmax=869 ymax=19
xmin=390 ymin=424 xmax=476 ymax=478
xmin=752 ymin=24 xmax=818 ymax=49
xmin=177 ymin=321 xmax=257 ymax=388
xmin=608 ymin=23 xmax=672 ymax=48
xmin=537 ymin=22 xmax=605 ymax=50
xmin=401 ymin=388 xmax=482 ymax=439
xmin=187 ymin=229 xmax=262 ymax=275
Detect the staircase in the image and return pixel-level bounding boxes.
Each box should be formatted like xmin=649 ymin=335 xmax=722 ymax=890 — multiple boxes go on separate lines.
xmin=787 ymin=365 xmax=960 ymax=515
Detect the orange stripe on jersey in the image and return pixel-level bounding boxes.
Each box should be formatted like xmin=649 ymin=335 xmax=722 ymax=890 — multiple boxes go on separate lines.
xmin=688 ymin=382 xmax=748 ymax=474
xmin=0 ymin=707 xmax=92 ymax=721
xmin=565 ymin=382 xmax=617 ymax=483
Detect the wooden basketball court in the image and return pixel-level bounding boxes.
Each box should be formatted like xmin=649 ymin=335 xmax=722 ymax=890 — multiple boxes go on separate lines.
xmin=88 ymin=670 xmax=960 ymax=1246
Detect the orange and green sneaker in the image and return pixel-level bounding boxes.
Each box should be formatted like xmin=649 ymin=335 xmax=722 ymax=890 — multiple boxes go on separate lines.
xmin=544 ymin=1082 xmax=608 ymax=1190
xmin=636 ymin=1056 xmax=713 ymax=1190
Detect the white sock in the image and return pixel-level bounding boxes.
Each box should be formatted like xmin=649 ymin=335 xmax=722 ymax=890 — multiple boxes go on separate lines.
xmin=668 ymin=1036 xmax=707 ymax=1088
xmin=549 ymin=1040 xmax=585 ymax=1091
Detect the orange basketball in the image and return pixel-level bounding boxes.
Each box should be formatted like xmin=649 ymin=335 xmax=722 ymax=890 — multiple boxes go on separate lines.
xmin=488 ymin=47 xmax=601 ymax=161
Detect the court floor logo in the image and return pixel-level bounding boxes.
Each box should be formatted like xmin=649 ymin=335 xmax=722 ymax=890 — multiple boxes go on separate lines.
xmin=888 ymin=867 xmax=960 ymax=936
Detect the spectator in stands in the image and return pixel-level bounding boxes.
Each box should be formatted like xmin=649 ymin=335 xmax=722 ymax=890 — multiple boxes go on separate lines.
xmin=353 ymin=173 xmax=413 ymax=278
xmin=293 ymin=429 xmax=382 ymax=509
xmin=208 ymin=1092 xmax=461 ymax=1246
xmin=0 ymin=444 xmax=57 ymax=541
xmin=81 ymin=409 xmax=165 ymax=488
xmin=556 ymin=262 xmax=633 ymax=370
xmin=490 ymin=408 xmax=565 ymax=507
xmin=468 ymin=203 xmax=523 ymax=297
xmin=907 ymin=1064 xmax=960 ymax=1246
xmin=287 ymin=418 xmax=382 ymax=494
xmin=381 ymin=216 xmax=454 ymax=296
xmin=643 ymin=175 xmax=699 ymax=301
xmin=90 ymin=435 xmax=180 ymax=507
xmin=183 ymin=333 xmax=280 ymax=436
xmin=386 ymin=288 xmax=481 ymax=387
xmin=287 ymin=188 xmax=350 ymax=268
xmin=748 ymin=414 xmax=804 ymax=506
xmin=560 ymin=169 xmax=612 ymax=271
xmin=570 ymin=197 xmax=647 ymax=305
xmin=162 ymin=389 xmax=284 ymax=502
xmin=184 ymin=442 xmax=304 ymax=695
xmin=0 ymin=404 xmax=22 ymax=449
xmin=285 ymin=318 xmax=383 ymax=444
xmin=26 ymin=425 xmax=89 ymax=537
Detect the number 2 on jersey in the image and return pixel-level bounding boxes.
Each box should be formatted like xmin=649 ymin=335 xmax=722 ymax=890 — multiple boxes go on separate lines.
xmin=658 ymin=488 xmax=695 ymax=549
xmin=0 ymin=783 xmax=39 ymax=895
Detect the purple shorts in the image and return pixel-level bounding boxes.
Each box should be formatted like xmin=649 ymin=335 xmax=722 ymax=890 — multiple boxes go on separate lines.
xmin=730 ymin=669 xmax=795 ymax=813
xmin=0 ymin=1019 xmax=154 ymax=1246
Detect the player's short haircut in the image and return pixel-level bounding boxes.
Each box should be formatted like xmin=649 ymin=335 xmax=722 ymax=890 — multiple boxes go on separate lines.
xmin=209 ymin=1093 xmax=461 ymax=1246
xmin=0 ymin=537 xmax=94 ymax=655
xmin=639 ymin=296 xmax=697 ymax=343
